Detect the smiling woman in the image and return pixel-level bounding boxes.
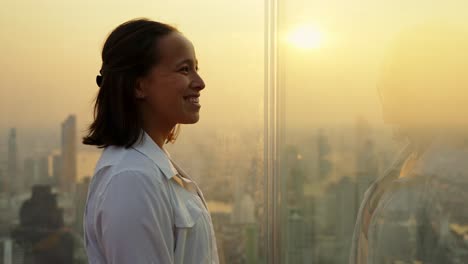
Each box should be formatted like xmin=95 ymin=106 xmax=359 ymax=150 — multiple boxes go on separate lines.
xmin=82 ymin=18 xmax=219 ymax=264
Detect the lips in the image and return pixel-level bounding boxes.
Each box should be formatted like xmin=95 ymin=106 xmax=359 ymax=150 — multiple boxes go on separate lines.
xmin=183 ymin=94 xmax=201 ymax=107
xmin=187 ymin=97 xmax=199 ymax=103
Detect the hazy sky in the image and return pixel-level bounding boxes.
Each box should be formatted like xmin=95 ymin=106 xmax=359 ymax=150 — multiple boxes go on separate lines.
xmin=0 ymin=0 xmax=264 ymax=139
xmin=279 ymin=0 xmax=468 ymax=128
xmin=2 ymin=0 xmax=468 ymax=143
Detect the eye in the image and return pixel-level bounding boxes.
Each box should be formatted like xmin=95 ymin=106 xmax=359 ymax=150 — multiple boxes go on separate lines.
xmin=179 ymin=66 xmax=190 ymax=74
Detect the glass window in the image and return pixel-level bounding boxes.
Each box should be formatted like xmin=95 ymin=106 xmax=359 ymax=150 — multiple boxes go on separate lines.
xmin=276 ymin=0 xmax=468 ymax=263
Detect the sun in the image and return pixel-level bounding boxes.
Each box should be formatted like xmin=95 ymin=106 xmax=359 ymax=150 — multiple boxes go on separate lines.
xmin=287 ymin=25 xmax=324 ymax=50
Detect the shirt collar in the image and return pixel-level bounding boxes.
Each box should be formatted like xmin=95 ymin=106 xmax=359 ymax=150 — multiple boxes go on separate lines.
xmin=131 ymin=131 xmax=178 ymax=180
xmin=94 ymin=145 xmax=125 ymax=174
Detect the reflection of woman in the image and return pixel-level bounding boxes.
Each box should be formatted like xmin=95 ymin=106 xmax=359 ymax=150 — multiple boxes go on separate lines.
xmin=350 ymin=24 xmax=468 ymax=264
xmin=83 ymin=19 xmax=219 ymax=263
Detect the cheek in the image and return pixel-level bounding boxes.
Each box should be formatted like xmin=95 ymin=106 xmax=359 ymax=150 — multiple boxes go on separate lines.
xmin=146 ymin=78 xmax=185 ymax=110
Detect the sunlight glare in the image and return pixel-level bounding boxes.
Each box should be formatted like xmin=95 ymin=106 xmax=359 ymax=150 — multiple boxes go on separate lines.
xmin=287 ymin=25 xmax=324 ymax=50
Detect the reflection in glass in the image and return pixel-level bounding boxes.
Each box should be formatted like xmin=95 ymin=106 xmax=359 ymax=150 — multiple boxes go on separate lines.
xmin=351 ymin=23 xmax=468 ymax=264
xmin=277 ymin=1 xmax=468 ymax=263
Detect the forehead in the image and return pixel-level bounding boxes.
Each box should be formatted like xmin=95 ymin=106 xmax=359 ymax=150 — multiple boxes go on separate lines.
xmin=156 ymin=32 xmax=196 ymax=62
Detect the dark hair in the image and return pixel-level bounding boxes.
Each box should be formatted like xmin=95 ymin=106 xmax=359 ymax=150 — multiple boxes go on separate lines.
xmin=83 ymin=18 xmax=178 ymax=148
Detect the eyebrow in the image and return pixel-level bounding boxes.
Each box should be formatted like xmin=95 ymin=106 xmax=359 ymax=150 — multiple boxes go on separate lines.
xmin=176 ymin=58 xmax=198 ymax=68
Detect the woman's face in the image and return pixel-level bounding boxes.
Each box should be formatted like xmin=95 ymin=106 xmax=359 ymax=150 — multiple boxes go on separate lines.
xmin=137 ymin=32 xmax=205 ymax=129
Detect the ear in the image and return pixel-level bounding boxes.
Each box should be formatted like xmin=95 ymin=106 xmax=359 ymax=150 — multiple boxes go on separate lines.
xmin=135 ymin=77 xmax=147 ymax=99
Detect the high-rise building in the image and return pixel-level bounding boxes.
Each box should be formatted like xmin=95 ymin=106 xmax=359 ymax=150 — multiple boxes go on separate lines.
xmin=23 ymin=156 xmax=50 ymax=189
xmin=60 ymin=115 xmax=77 ymax=193
xmin=52 ymin=154 xmax=62 ymax=187
xmin=0 ymin=168 xmax=5 ymax=194
xmin=281 ymin=145 xmax=308 ymax=263
xmin=23 ymin=158 xmax=34 ymax=190
xmin=75 ymin=176 xmax=90 ymax=234
xmin=334 ymin=177 xmax=358 ymax=263
xmin=12 ymin=185 xmax=75 ymax=263
xmin=36 ymin=156 xmax=50 ymax=184
xmin=354 ymin=117 xmax=379 ymax=203
xmin=7 ymin=128 xmax=19 ymax=194
xmin=317 ymin=129 xmax=332 ymax=181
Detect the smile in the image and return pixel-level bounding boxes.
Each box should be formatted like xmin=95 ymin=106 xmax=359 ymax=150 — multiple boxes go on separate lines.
xmin=183 ymin=95 xmax=201 ymax=108
xmin=186 ymin=97 xmax=199 ymax=103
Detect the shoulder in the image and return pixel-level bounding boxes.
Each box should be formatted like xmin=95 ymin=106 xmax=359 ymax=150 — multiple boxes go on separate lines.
xmin=414 ymin=141 xmax=468 ymax=177
xmin=412 ymin=146 xmax=468 ymax=189
xmin=96 ymin=169 xmax=172 ymax=215
xmin=96 ymin=146 xmax=168 ymax=186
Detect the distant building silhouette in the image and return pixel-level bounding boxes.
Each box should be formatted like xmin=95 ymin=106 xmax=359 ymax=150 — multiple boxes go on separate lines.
xmin=74 ymin=177 xmax=90 ymax=235
xmin=317 ymin=129 xmax=332 ymax=181
xmin=60 ymin=116 xmax=77 ymax=193
xmin=51 ymin=155 xmax=62 ymax=188
xmin=11 ymin=185 xmax=75 ymax=264
xmin=0 ymin=168 xmax=4 ymax=194
xmin=7 ymin=128 xmax=20 ymax=194
xmin=354 ymin=117 xmax=379 ymax=203
xmin=24 ymin=157 xmax=50 ymax=190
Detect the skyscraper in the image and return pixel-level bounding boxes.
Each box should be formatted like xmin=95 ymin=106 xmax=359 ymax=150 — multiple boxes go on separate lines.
xmin=7 ymin=128 xmax=19 ymax=194
xmin=52 ymin=154 xmax=62 ymax=187
xmin=354 ymin=117 xmax=378 ymax=203
xmin=60 ymin=115 xmax=77 ymax=193
xmin=75 ymin=176 xmax=90 ymax=235
xmin=317 ymin=129 xmax=332 ymax=181
xmin=23 ymin=156 xmax=51 ymax=189
xmin=36 ymin=156 xmax=50 ymax=184
xmin=23 ymin=158 xmax=35 ymax=190
xmin=0 ymin=168 xmax=3 ymax=193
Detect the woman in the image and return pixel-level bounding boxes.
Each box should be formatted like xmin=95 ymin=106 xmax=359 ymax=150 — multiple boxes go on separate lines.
xmin=350 ymin=23 xmax=468 ymax=264
xmin=83 ymin=18 xmax=219 ymax=264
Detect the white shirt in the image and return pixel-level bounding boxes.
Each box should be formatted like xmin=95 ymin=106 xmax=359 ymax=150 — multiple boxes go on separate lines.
xmin=84 ymin=132 xmax=219 ymax=264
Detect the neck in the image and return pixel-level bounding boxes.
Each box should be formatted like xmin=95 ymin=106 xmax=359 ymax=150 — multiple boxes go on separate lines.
xmin=144 ymin=126 xmax=172 ymax=148
xmin=139 ymin=103 xmax=178 ymax=148
xmin=141 ymin=117 xmax=175 ymax=149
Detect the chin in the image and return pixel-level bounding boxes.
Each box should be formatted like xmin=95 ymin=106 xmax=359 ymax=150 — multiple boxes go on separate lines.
xmin=180 ymin=114 xmax=200 ymax=124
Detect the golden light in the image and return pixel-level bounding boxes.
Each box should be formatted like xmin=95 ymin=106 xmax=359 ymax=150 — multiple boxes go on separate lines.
xmin=287 ymin=25 xmax=324 ymax=50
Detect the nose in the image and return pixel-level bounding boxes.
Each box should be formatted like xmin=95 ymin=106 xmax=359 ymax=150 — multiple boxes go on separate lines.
xmin=191 ymin=72 xmax=205 ymax=91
